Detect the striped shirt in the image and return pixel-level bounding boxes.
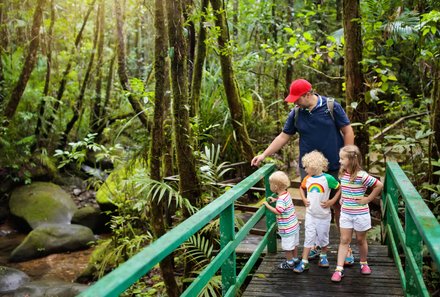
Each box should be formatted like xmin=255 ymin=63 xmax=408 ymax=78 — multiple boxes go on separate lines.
xmin=340 ymin=171 xmax=379 ymax=215
xmin=275 ymin=192 xmax=299 ymax=237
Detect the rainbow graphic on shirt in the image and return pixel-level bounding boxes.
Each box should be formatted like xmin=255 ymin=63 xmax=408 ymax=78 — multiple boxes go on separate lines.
xmin=308 ymin=183 xmax=324 ymax=193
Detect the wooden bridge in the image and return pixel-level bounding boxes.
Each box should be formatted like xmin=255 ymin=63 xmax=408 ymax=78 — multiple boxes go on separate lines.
xmin=78 ymin=162 xmax=440 ymax=297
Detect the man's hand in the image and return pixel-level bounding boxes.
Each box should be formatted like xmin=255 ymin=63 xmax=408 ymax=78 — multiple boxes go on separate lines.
xmin=251 ymin=154 xmax=265 ymax=167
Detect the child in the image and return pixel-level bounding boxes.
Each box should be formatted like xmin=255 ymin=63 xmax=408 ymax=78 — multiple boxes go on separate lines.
xmin=331 ymin=145 xmax=383 ymax=282
xmin=293 ymin=151 xmax=341 ymax=273
xmin=263 ymin=171 xmax=300 ymax=269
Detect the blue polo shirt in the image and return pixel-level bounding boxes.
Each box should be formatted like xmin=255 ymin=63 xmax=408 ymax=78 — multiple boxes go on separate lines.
xmin=283 ymin=94 xmax=350 ymax=171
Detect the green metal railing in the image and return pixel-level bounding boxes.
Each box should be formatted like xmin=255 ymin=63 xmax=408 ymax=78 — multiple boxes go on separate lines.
xmin=382 ymin=162 xmax=440 ymax=297
xmin=78 ymin=163 xmax=277 ymax=297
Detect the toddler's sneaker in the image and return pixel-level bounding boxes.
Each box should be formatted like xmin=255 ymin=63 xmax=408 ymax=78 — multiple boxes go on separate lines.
xmin=360 ymin=263 xmax=372 ymax=275
xmin=344 ymin=247 xmax=354 ymax=266
xmin=278 ymin=259 xmax=299 ymax=270
xmin=331 ymin=269 xmax=344 ymax=282
xmin=318 ymin=255 xmax=329 ymax=268
xmin=278 ymin=260 xmax=295 ymax=270
xmin=293 ymin=260 xmax=310 ymax=273
xmin=308 ymin=248 xmax=319 ymax=260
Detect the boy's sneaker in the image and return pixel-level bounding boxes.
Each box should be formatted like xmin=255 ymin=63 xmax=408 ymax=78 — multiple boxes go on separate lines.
xmin=360 ymin=263 xmax=372 ymax=275
xmin=278 ymin=259 xmax=299 ymax=270
xmin=278 ymin=260 xmax=294 ymax=270
xmin=331 ymin=269 xmax=344 ymax=282
xmin=318 ymin=255 xmax=329 ymax=268
xmin=308 ymin=248 xmax=320 ymax=260
xmin=293 ymin=260 xmax=310 ymax=273
xmin=344 ymin=247 xmax=354 ymax=266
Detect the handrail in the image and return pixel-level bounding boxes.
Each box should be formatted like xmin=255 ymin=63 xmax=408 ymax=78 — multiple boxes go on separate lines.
xmin=78 ymin=163 xmax=277 ymax=297
xmin=382 ymin=161 xmax=440 ymax=297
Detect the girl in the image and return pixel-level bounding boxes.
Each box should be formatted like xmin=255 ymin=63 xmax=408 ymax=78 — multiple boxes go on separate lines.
xmin=331 ymin=145 xmax=383 ymax=282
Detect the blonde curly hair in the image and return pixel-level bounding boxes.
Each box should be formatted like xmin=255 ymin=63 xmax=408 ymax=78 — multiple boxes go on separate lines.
xmin=301 ymin=150 xmax=329 ymax=175
xmin=269 ymin=171 xmax=291 ymax=192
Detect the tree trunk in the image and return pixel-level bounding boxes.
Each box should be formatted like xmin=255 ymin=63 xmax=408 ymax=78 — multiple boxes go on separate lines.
xmin=33 ymin=0 xmax=55 ymax=151
xmin=165 ymin=0 xmax=202 ymax=207
xmin=182 ymin=0 xmax=196 ymax=86
xmin=60 ymin=4 xmax=100 ymax=148
xmin=430 ymin=61 xmax=440 ymax=184
xmin=91 ymin=0 xmax=105 ymax=133
xmin=148 ymin=2 xmax=180 ymax=296
xmin=43 ymin=0 xmax=96 ymax=144
xmin=342 ymin=0 xmax=369 ymax=160
xmin=0 ymin=0 xmax=6 ymax=101
xmin=210 ymin=0 xmax=255 ymax=162
xmin=3 ymin=0 xmax=46 ymax=120
xmin=114 ymin=0 xmax=149 ymax=128
xmin=190 ymin=0 xmax=209 ymax=118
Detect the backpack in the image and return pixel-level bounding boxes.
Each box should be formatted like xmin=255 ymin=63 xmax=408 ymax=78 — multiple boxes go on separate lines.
xmin=294 ymin=97 xmax=335 ymax=128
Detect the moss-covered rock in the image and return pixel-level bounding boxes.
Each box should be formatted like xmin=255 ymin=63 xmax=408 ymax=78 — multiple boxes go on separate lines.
xmin=72 ymin=206 xmax=110 ymax=233
xmin=95 ymin=162 xmax=144 ymax=207
xmin=0 ymin=266 xmax=30 ymax=293
xmin=11 ymin=279 xmax=88 ymax=297
xmin=9 ymin=182 xmax=77 ymax=229
xmin=9 ymin=223 xmax=95 ymax=262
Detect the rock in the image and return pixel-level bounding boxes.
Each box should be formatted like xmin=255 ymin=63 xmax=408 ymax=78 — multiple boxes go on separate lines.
xmin=11 ymin=280 xmax=88 ymax=297
xmin=72 ymin=206 xmax=109 ymax=233
xmin=72 ymin=188 xmax=82 ymax=196
xmin=95 ymin=161 xmax=145 ymax=207
xmin=9 ymin=182 xmax=77 ymax=229
xmin=0 ymin=266 xmax=30 ymax=293
xmin=9 ymin=224 xmax=95 ymax=262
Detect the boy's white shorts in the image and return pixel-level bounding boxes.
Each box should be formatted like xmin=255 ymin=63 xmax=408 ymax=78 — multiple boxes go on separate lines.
xmin=304 ymin=213 xmax=331 ymax=248
xmin=340 ymin=212 xmax=371 ymax=232
xmin=281 ymin=231 xmax=300 ymax=251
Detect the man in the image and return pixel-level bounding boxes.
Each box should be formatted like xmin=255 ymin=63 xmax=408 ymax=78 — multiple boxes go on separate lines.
xmin=251 ymin=78 xmax=355 ymax=263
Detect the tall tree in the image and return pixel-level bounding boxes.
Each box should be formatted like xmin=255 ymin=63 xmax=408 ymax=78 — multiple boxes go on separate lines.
xmin=190 ymin=0 xmax=209 ymax=118
xmin=342 ymin=0 xmax=369 ymax=159
xmin=210 ymin=0 xmax=255 ymax=162
xmin=148 ymin=1 xmax=180 ymax=296
xmin=60 ymin=4 xmax=101 ymax=148
xmin=3 ymin=0 xmax=46 ymax=120
xmin=164 ymin=0 xmax=202 ymax=208
xmin=114 ymin=0 xmax=149 ymax=128
xmin=33 ymin=0 xmax=56 ymax=151
xmin=90 ymin=0 xmax=106 ymax=133
xmin=0 ymin=0 xmax=6 ymax=103
xmin=43 ymin=0 xmax=96 ymax=144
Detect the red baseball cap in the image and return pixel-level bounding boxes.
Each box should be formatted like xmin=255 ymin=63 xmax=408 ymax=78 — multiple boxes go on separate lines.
xmin=284 ymin=79 xmax=312 ymax=103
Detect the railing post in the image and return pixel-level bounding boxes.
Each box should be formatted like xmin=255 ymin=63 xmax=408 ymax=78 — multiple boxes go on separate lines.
xmin=405 ymin=208 xmax=423 ymax=296
xmin=264 ymin=173 xmax=277 ymax=253
xmin=382 ymin=163 xmax=399 ymax=255
xmin=220 ymin=204 xmax=236 ymax=295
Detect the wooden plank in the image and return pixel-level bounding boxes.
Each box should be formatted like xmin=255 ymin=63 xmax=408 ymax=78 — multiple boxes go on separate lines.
xmin=242 ymin=223 xmax=404 ymax=297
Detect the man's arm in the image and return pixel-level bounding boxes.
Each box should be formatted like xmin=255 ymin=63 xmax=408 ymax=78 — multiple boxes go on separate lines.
xmin=340 ymin=125 xmax=354 ymax=145
xmin=251 ymin=132 xmax=291 ymax=166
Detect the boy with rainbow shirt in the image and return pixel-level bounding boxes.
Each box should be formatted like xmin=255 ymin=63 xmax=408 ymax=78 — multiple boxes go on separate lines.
xmin=294 ymin=151 xmax=340 ymax=273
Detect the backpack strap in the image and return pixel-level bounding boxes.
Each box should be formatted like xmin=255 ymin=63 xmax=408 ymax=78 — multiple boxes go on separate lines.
xmin=326 ymin=97 xmax=335 ymax=121
xmin=294 ymin=106 xmax=299 ymax=128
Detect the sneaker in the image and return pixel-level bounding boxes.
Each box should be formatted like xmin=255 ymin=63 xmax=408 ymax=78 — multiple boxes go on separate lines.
xmin=278 ymin=260 xmax=295 ymax=270
xmin=293 ymin=260 xmax=310 ymax=273
xmin=318 ymin=255 xmax=329 ymax=268
xmin=360 ymin=264 xmax=372 ymax=275
xmin=331 ymin=269 xmax=344 ymax=282
xmin=308 ymin=248 xmax=320 ymax=260
xmin=344 ymin=248 xmax=354 ymax=266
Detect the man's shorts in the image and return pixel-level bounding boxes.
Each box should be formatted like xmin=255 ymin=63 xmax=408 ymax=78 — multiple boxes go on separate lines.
xmin=339 ymin=212 xmax=371 ymax=232
xmin=280 ymin=231 xmax=300 ymax=251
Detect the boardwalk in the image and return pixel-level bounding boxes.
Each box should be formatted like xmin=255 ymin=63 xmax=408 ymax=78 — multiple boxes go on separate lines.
xmin=242 ymin=223 xmax=404 ymax=297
